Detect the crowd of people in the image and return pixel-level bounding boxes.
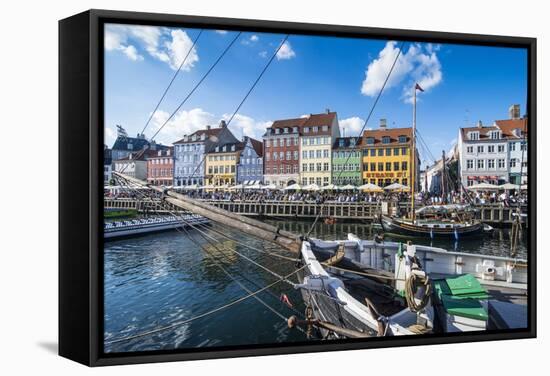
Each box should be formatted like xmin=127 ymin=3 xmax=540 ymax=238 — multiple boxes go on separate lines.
xmin=105 ymin=185 xmax=528 ymax=207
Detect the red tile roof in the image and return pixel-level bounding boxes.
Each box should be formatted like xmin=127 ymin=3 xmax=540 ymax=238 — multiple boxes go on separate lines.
xmin=267 ymin=111 xmax=337 ymax=136
xmin=361 ymin=127 xmax=413 ymax=146
xmin=460 ymin=118 xmax=528 ymax=141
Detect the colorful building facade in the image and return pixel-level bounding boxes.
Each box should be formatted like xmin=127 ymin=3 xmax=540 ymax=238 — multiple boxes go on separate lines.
xmin=299 ymin=111 xmax=340 ymax=186
xmin=236 ymin=136 xmax=264 ymax=184
xmin=361 ymin=123 xmax=416 ymax=188
xmin=146 ymin=148 xmax=174 ymax=186
xmin=173 ymin=121 xmax=238 ymax=187
xmin=205 ymin=141 xmax=244 ymax=186
xmin=331 ymin=136 xmax=362 ymax=186
xmin=263 ymin=118 xmax=301 ymax=187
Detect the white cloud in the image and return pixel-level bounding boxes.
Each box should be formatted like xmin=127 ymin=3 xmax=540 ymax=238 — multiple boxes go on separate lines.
xmin=361 ymin=41 xmax=442 ymax=103
xmin=120 ymin=45 xmax=143 ymax=61
xmin=222 ymin=113 xmax=272 ymax=140
xmin=258 ymin=51 xmax=268 ymax=58
xmin=104 ymin=126 xmax=117 ymax=145
xmin=215 ymin=30 xmax=228 ymax=35
xmin=104 ymin=24 xmax=198 ymax=71
xmin=150 ymin=108 xmax=217 ymax=144
xmin=276 ymin=41 xmax=296 ymax=60
xmin=148 ymin=108 xmax=271 ymax=144
xmin=250 ymin=35 xmax=259 ymax=42
xmin=340 ymin=117 xmax=367 ymax=136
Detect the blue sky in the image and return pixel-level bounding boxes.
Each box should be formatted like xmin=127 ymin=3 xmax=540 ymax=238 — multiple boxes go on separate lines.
xmin=104 ymin=24 xmax=527 ymax=166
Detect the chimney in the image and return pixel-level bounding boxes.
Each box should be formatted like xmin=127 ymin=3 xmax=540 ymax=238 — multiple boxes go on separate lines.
xmin=325 ymin=108 xmax=330 ymax=114
xmin=477 ymin=120 xmax=483 ymax=128
xmin=509 ymin=104 xmax=520 ymax=120
xmin=206 ymin=125 xmax=211 ymax=130
xmin=219 ymin=120 xmax=227 ymax=128
xmin=379 ymin=118 xmax=387 ymax=129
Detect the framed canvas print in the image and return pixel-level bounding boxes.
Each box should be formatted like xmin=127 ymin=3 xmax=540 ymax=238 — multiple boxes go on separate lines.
xmin=59 ymin=9 xmax=536 ymax=366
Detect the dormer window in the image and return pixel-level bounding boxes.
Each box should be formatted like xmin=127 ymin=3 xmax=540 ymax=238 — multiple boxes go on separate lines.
xmin=128 ymin=143 xmax=133 ymax=150
xmin=513 ymin=128 xmax=522 ymax=137
xmin=382 ymin=136 xmax=390 ymax=144
xmin=275 ymin=128 xmax=281 ymax=134
xmin=215 ymin=146 xmax=219 ymax=152
xmin=222 ymin=146 xmax=227 ymax=152
xmin=339 ymin=139 xmax=345 ymax=147
xmin=398 ymin=135 xmax=407 ymax=143
xmin=283 ymin=128 xmax=289 ymax=134
xmin=292 ymin=127 xmax=298 ymax=133
xmin=350 ymin=138 xmax=356 ymax=146
xmin=366 ymin=137 xmax=374 ymax=145
xmin=322 ymin=125 xmax=328 ymax=132
xmin=231 ymin=145 xmax=235 ymax=151
xmin=469 ymin=132 xmax=480 ymax=141
xmin=192 ymin=135 xmax=197 ymax=141
xmin=490 ymin=131 xmax=501 ymax=140
xmin=201 ymin=133 xmax=206 ymax=140
xmin=313 ymin=126 xmax=318 ymax=132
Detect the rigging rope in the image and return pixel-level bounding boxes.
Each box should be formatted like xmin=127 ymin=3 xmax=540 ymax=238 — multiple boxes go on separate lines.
xmin=306 ymin=41 xmax=407 ymax=238
xmin=140 ymin=29 xmax=204 ymax=135
xmin=105 ymin=265 xmax=308 ymax=345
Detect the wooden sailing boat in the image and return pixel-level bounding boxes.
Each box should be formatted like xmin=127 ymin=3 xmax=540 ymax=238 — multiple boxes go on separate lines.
xmin=380 ymin=84 xmax=487 ymax=239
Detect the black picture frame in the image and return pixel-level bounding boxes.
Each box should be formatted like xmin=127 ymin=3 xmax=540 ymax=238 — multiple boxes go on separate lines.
xmin=59 ymin=8 xmax=537 ymax=367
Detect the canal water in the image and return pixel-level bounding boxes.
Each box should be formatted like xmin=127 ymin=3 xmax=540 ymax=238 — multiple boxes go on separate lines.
xmin=104 ymin=220 xmax=528 ymax=353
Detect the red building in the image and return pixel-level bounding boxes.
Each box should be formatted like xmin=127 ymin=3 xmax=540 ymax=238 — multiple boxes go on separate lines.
xmin=147 ymin=147 xmax=174 ymax=186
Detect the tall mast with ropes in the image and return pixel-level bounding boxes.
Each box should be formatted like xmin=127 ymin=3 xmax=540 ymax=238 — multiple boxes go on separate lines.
xmin=411 ymin=84 xmax=423 ymax=223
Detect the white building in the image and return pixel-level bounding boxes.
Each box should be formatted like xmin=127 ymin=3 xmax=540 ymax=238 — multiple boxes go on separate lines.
xmin=458 ymin=104 xmax=528 ymax=188
xmin=458 ymin=121 xmax=509 ymax=187
xmin=494 ymin=105 xmax=528 ymax=185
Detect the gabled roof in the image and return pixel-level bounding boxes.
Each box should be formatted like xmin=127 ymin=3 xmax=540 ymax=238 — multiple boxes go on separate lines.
xmin=333 ymin=136 xmax=362 ymax=150
xmin=147 ymin=146 xmax=174 ymax=159
xmin=495 ymin=118 xmax=528 ymax=139
xmin=114 ymin=149 xmax=160 ymax=161
xmin=266 ymin=111 xmax=337 ymax=136
xmin=361 ymin=127 xmax=413 ymax=146
xmin=208 ymin=141 xmax=244 ymax=154
xmin=460 ymin=117 xmax=528 ymax=141
xmin=248 ymin=137 xmax=264 ymax=157
xmin=173 ymin=127 xmax=223 ymax=144
xmin=112 ymin=135 xmax=150 ymax=151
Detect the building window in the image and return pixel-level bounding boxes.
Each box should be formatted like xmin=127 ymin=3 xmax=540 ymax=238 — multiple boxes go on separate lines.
xmin=394 ymin=162 xmax=400 ymax=171
xmin=488 ymin=145 xmax=495 ymax=153
xmin=370 ymin=149 xmax=375 ymax=157
xmin=302 ymin=163 xmax=308 ymax=172
xmin=401 ymin=161 xmax=408 ymax=170
xmin=477 ymin=145 xmax=484 ymax=153
xmin=398 ymin=135 xmax=407 ymax=143
xmin=466 ymin=160 xmax=473 ymax=170
xmin=385 ymin=148 xmax=391 ymax=156
xmin=498 ymin=159 xmax=505 ymax=169
xmin=510 ymin=159 xmax=517 ymax=168
xmin=521 ymin=141 xmax=527 ymax=151
xmin=401 ymin=147 xmax=407 ymax=155
xmin=386 ymin=162 xmax=392 ymax=171
xmin=491 ymin=131 xmax=500 ymax=140
xmin=393 ymin=148 xmax=399 ymax=156
xmin=469 ymin=132 xmax=479 ymax=140
xmin=293 ymin=151 xmax=298 ymax=160
xmin=382 ymin=136 xmax=390 ymax=144
xmin=378 ymin=149 xmax=384 ymax=156
xmin=498 ymin=144 xmax=505 ymax=153
xmin=286 ymin=151 xmax=291 ymax=160
xmin=323 ymin=162 xmax=329 ymax=171
xmin=370 ymin=163 xmax=376 ymax=171
xmin=510 ymin=142 xmax=516 ymax=151
xmin=316 ymin=163 xmax=322 ymax=172
xmin=378 ymin=162 xmax=384 ymax=171
xmin=488 ymin=159 xmax=495 ymax=169
xmin=477 ymin=159 xmax=485 ymax=169
xmin=366 ymin=137 xmax=374 ymax=145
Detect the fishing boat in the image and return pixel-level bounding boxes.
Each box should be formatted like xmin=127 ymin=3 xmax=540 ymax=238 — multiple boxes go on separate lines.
xmin=294 ymin=234 xmax=527 ymax=338
xmin=380 ymin=205 xmax=491 ymax=239
xmin=380 ymin=85 xmax=490 ymax=239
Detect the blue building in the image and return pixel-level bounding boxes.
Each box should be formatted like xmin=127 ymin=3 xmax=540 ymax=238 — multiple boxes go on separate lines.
xmin=172 ymin=120 xmax=238 ymax=187
xmin=236 ymin=136 xmax=264 ymax=184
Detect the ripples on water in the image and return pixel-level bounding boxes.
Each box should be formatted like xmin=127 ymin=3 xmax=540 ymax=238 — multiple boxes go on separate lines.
xmin=104 ymin=220 xmax=528 ymax=353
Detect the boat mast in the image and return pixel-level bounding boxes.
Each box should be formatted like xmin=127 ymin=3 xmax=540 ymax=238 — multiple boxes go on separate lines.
xmin=441 ymin=149 xmax=446 ymax=204
xmin=411 ymin=86 xmax=417 ymax=223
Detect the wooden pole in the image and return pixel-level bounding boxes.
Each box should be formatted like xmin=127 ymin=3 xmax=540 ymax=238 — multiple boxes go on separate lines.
xmin=113 ymin=172 xmax=302 ymax=253
xmin=411 ymin=86 xmax=416 ymax=223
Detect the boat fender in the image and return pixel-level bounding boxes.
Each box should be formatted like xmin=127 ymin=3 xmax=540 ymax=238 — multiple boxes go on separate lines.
xmin=454 ymin=228 xmax=459 ymax=241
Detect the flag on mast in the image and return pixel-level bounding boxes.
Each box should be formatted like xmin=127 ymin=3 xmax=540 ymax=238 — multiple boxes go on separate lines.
xmin=415 ymin=83 xmax=424 ymax=92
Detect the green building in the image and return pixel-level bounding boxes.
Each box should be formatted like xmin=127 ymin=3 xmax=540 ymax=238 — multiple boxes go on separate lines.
xmin=331 ymin=137 xmax=362 ymax=186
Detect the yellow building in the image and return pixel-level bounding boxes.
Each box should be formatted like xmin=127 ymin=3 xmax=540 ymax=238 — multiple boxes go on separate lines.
xmin=299 ymin=111 xmax=340 ymax=186
xmin=361 ymin=124 xmax=418 ymax=188
xmin=205 ymin=141 xmax=243 ymax=186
